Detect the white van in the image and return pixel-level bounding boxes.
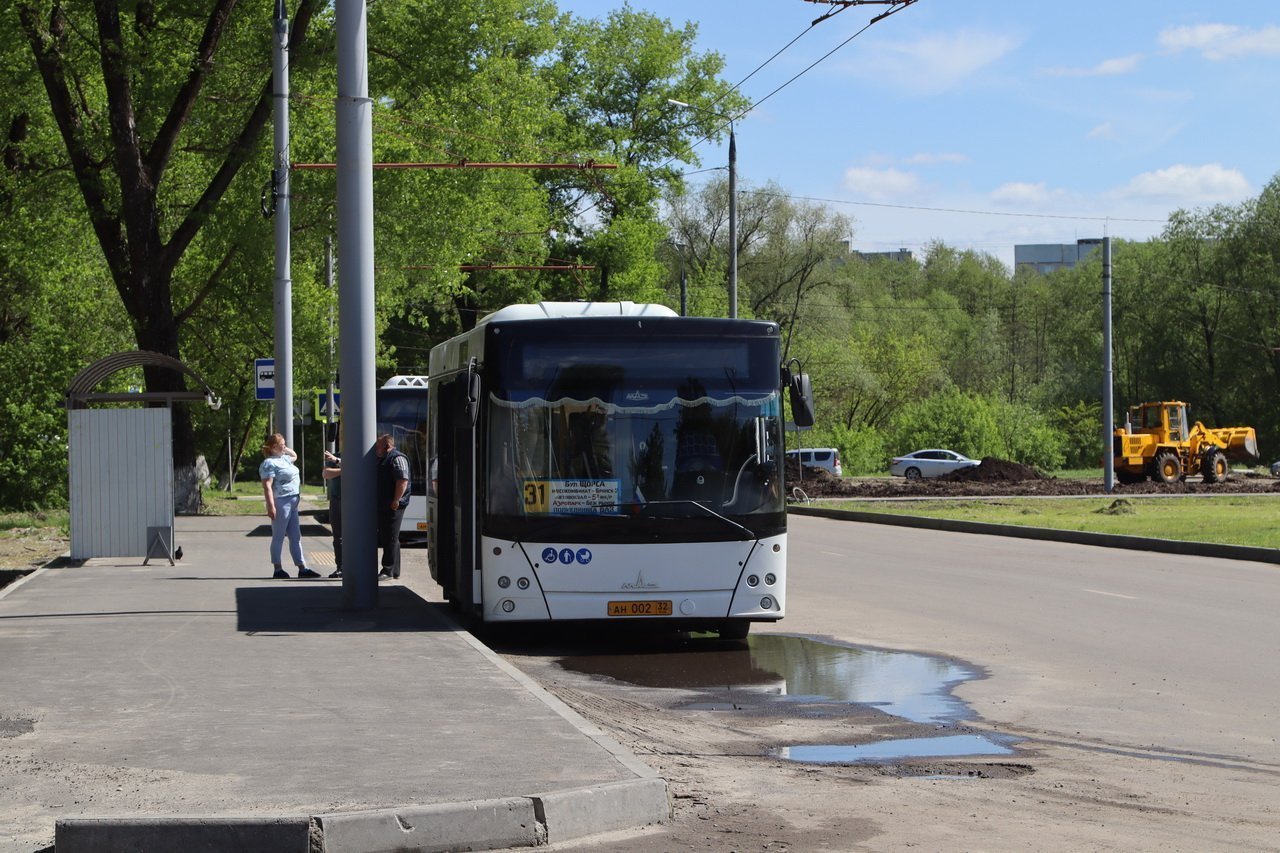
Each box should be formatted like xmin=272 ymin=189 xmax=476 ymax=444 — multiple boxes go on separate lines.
xmin=786 ymin=448 xmax=842 ymax=477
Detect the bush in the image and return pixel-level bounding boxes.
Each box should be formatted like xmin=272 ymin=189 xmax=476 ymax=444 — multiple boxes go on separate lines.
xmin=888 ymin=390 xmax=1066 ymax=471
xmin=829 ymin=423 xmax=889 ymax=475
xmin=1052 ymin=401 xmax=1103 ymax=469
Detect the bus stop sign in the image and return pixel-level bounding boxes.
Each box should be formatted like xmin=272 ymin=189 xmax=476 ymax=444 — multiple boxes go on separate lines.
xmin=255 ymin=358 xmax=275 ymax=401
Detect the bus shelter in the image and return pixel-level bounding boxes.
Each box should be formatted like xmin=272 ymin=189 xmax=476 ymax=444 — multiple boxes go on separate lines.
xmin=65 ymin=351 xmax=220 ymax=562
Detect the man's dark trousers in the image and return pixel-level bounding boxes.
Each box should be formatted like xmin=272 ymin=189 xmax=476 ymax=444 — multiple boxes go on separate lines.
xmin=378 ymin=506 xmax=406 ymax=577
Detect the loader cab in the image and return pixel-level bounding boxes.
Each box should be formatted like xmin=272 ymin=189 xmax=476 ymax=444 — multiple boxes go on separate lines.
xmin=1129 ymin=402 xmax=1187 ymax=441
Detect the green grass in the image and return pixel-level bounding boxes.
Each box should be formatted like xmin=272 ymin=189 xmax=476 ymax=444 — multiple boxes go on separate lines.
xmin=201 ymin=481 xmax=327 ymax=517
xmin=810 ymin=494 xmax=1280 ymax=549
xmin=0 ymin=509 xmax=70 ymax=535
xmin=1051 ymin=468 xmax=1103 ymax=480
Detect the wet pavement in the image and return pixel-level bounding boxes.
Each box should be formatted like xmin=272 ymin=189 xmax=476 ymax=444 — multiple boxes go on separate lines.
xmin=555 ymin=632 xmax=1019 ymax=765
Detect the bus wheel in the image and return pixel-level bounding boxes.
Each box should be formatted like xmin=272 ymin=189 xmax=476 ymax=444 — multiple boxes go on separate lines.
xmin=717 ymin=621 xmax=750 ymax=640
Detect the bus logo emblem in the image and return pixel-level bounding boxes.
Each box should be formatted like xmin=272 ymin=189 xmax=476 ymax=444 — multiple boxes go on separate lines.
xmin=621 ymin=571 xmax=658 ymax=590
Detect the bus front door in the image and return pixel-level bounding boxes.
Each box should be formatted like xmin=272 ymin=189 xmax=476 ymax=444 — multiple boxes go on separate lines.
xmin=439 ymin=364 xmax=480 ymax=616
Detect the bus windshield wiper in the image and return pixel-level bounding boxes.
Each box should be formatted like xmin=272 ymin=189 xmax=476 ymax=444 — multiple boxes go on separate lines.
xmin=595 ymin=500 xmax=756 ymax=540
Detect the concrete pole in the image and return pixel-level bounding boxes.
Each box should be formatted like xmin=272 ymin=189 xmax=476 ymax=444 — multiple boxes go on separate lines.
xmin=336 ymin=0 xmax=378 ymax=609
xmin=271 ymin=0 xmax=294 ymax=447
xmin=728 ymin=125 xmax=737 ymax=319
xmin=325 ymin=236 xmax=336 ymax=453
xmin=1102 ymin=236 xmax=1114 ymax=493
xmin=679 ymin=257 xmax=687 ymax=317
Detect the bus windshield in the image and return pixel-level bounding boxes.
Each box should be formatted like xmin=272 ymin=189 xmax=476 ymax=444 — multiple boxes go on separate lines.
xmin=378 ymin=391 xmax=429 ymax=497
xmin=485 ymin=336 xmax=784 ymax=539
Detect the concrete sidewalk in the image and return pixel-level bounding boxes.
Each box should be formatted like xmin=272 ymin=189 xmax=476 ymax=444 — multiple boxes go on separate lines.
xmin=0 ymin=512 xmax=667 ymax=853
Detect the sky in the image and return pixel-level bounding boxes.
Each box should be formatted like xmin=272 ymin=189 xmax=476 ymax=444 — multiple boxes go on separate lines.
xmin=557 ymin=1 xmax=1280 ymax=269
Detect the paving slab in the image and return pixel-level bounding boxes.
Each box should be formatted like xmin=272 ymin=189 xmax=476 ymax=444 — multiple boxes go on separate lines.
xmin=0 ymin=512 xmax=667 ymax=852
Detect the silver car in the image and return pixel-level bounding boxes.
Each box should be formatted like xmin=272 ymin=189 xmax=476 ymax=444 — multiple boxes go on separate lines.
xmin=889 ymin=449 xmax=980 ymax=480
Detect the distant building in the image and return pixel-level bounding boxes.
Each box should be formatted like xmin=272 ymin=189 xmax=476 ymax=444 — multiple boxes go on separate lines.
xmin=853 ymin=247 xmax=914 ymax=263
xmin=1014 ymin=238 xmax=1102 ymax=274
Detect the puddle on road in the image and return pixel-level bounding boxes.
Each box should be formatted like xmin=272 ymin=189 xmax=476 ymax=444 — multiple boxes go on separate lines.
xmin=559 ymin=633 xmax=1019 ymax=765
xmin=782 ymin=734 xmax=1015 ymax=764
xmin=560 ymin=633 xmax=980 ymax=723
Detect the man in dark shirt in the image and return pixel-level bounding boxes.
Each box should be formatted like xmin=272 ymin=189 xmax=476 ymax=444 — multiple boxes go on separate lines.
xmin=322 ymin=450 xmax=343 ymax=578
xmin=376 ymin=433 xmax=411 ymax=579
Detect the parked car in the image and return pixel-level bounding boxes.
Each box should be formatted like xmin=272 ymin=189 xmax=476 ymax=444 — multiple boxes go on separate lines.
xmin=786 ymin=447 xmax=842 ymax=477
xmin=889 ymin=449 xmax=979 ymax=480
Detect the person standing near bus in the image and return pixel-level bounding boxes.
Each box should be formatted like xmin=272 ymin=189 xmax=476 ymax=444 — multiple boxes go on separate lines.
xmin=322 ymin=450 xmax=343 ymax=578
xmin=376 ymin=433 xmax=411 ymax=580
xmin=260 ymin=433 xmax=321 ymax=579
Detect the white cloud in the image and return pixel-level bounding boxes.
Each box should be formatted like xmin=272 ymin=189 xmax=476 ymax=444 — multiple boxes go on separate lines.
xmin=1159 ymin=23 xmax=1280 ymax=60
xmin=903 ymin=152 xmax=968 ymax=166
xmin=1118 ymin=164 xmax=1252 ymax=203
xmin=1087 ymin=122 xmax=1115 ymax=139
xmin=854 ymin=30 xmax=1021 ymax=93
xmin=1040 ymin=54 xmax=1141 ymax=77
xmin=843 ymin=166 xmax=922 ymax=200
xmin=989 ymin=182 xmax=1060 ymax=207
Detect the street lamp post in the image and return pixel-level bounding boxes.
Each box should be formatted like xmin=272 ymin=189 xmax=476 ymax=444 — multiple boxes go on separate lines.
xmin=669 ymin=99 xmax=737 ymax=319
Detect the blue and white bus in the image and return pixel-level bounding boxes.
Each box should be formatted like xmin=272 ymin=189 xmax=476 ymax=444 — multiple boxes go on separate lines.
xmin=377 ymin=375 xmax=430 ymax=542
xmin=426 ymin=302 xmax=813 ymax=638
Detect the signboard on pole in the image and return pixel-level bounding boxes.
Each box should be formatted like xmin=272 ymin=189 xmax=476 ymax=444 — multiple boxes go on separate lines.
xmin=315 ymin=389 xmax=341 ymax=423
xmin=255 ymin=358 xmax=275 ymax=401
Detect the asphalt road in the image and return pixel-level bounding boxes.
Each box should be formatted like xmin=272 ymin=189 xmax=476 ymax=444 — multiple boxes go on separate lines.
xmin=511 ymin=515 xmax=1280 ymax=850
xmin=778 ymin=514 xmax=1280 ymax=768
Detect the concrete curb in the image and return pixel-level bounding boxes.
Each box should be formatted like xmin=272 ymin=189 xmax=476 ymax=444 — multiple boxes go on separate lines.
xmin=789 ymin=504 xmax=1280 ymax=564
xmin=54 ymin=816 xmax=312 ymax=853
xmin=56 ymin=779 xmax=671 ymax=853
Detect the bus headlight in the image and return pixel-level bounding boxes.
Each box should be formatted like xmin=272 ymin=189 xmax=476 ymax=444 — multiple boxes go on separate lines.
xmin=760 ymin=596 xmax=774 ymax=610
xmin=497 ymin=576 xmax=511 ymax=589
xmin=746 ymin=575 xmax=759 ymax=587
xmin=516 ymin=577 xmax=530 ymax=590
xmin=765 ymin=573 xmax=776 ymax=586
xmin=501 ymin=600 xmax=515 ymax=613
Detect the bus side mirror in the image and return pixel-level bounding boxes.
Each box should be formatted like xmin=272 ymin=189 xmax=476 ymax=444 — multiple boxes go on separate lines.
xmin=465 ymin=360 xmax=482 ymax=426
xmin=789 ymin=372 xmax=815 ymax=428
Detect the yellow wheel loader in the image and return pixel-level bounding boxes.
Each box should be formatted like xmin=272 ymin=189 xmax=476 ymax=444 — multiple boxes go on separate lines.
xmin=1112 ymin=401 xmax=1258 ymax=485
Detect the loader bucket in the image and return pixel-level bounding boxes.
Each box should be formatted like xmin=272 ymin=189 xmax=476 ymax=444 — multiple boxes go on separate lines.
xmin=1222 ymin=427 xmax=1259 ymax=462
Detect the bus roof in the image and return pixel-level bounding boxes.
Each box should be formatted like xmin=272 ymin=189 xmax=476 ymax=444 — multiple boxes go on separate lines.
xmin=382 ymin=375 xmax=429 ymax=388
xmin=476 ymin=302 xmax=678 ymax=325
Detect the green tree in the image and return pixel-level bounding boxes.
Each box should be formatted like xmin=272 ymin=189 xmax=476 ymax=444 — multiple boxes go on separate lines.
xmin=14 ymin=0 xmax=326 ymax=510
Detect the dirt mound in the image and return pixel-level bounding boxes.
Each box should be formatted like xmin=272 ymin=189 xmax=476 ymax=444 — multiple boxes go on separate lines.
xmin=942 ymin=457 xmax=1045 ymax=483
xmin=784 ymin=457 xmax=836 ymax=483
xmin=785 ymin=462 xmax=1280 ymax=501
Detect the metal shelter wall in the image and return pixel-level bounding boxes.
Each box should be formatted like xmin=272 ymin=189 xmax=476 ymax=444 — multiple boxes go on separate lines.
xmin=69 ymin=408 xmax=174 ymax=559
xmin=64 ymin=350 xmax=218 ymax=559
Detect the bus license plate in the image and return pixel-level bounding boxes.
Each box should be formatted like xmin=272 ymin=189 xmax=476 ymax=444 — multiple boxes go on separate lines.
xmin=608 ymin=600 xmax=673 ymax=617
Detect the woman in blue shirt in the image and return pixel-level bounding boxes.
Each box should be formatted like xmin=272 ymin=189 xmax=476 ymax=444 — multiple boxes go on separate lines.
xmin=259 ymin=433 xmax=320 ymax=579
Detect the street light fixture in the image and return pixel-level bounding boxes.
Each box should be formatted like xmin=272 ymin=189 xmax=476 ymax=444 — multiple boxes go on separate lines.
xmin=668 ymin=99 xmax=737 ymax=319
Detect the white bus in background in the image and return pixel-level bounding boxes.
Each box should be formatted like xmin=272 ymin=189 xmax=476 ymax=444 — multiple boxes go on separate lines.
xmin=377 ymin=375 xmax=430 ymax=542
xmin=426 ymin=302 xmax=814 ymax=639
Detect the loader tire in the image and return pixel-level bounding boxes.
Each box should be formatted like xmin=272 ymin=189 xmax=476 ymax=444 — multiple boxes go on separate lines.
xmin=1154 ymin=449 xmax=1182 ymax=484
xmin=1202 ymin=447 xmax=1229 ymax=483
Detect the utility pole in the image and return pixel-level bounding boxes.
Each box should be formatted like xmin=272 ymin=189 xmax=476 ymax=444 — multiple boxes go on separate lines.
xmin=336 ymin=0 xmax=378 ymax=609
xmin=669 ymin=99 xmax=737 ymax=319
xmin=1102 ymin=236 xmax=1114 ymax=493
xmin=271 ymin=0 xmax=294 ymax=447
xmin=325 ymin=235 xmax=337 ymax=453
xmin=728 ymin=125 xmax=737 ymax=319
